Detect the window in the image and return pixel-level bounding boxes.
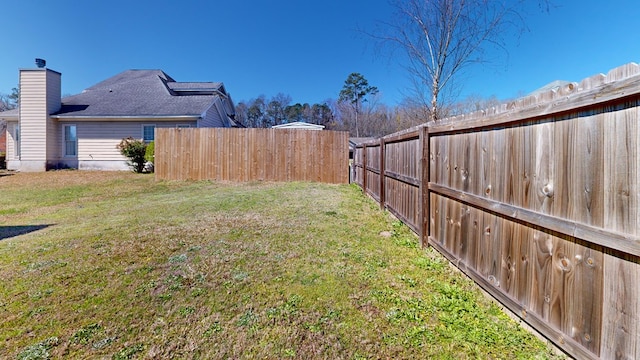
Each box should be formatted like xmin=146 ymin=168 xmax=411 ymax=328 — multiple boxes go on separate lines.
xmin=176 ymin=124 xmax=190 ymax=128
xmin=63 ymin=125 xmax=77 ymax=157
xmin=14 ymin=124 xmax=20 ymax=157
xmin=143 ymin=125 xmax=155 ymax=142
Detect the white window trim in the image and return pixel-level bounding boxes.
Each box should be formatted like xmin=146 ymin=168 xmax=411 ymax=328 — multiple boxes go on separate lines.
xmin=62 ymin=124 xmax=78 ymax=158
xmin=142 ymin=124 xmax=156 ymax=143
xmin=14 ymin=124 xmax=20 ymax=158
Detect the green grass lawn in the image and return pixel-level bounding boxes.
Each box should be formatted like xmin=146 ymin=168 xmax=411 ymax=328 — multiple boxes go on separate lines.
xmin=0 ymin=171 xmax=563 ymax=359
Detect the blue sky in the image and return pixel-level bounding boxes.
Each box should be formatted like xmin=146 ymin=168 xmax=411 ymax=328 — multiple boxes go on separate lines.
xmin=1 ymin=1 xmax=639 ymax=107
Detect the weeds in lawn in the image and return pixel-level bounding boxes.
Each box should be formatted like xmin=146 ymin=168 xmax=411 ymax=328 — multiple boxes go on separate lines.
xmin=70 ymin=323 xmax=102 ymax=344
xmin=168 ymin=253 xmax=187 ymax=263
xmin=178 ymin=306 xmax=195 ymax=317
xmin=17 ymin=337 xmax=59 ymax=360
xmin=113 ymin=343 xmax=144 ymax=360
xmin=92 ymin=336 xmax=115 ymax=350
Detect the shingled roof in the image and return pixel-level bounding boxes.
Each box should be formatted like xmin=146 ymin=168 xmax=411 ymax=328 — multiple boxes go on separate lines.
xmin=52 ymin=70 xmax=233 ymax=118
xmin=0 ymin=108 xmax=18 ymax=119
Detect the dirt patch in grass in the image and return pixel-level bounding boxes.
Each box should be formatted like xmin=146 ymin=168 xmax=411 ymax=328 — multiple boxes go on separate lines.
xmin=0 ymin=171 xmax=564 ymax=359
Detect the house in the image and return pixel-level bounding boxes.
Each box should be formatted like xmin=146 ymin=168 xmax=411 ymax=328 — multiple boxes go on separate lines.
xmin=348 ymin=137 xmax=375 ymax=184
xmin=348 ymin=137 xmax=374 ymax=160
xmin=271 ymin=121 xmax=324 ymax=131
xmin=0 ymin=121 xmax=6 ymax=169
xmin=0 ymin=61 xmax=242 ymax=171
xmin=0 ymin=121 xmax=6 ymax=153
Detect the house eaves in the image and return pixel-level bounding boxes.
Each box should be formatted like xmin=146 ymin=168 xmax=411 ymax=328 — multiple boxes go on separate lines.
xmin=0 ymin=108 xmax=19 ymax=121
xmin=50 ymin=115 xmax=201 ymax=121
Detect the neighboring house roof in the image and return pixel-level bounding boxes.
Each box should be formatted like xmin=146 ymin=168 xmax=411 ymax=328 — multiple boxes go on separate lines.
xmin=349 ymin=137 xmax=375 ymax=148
xmin=0 ymin=108 xmax=19 ymax=120
xmin=52 ymin=70 xmax=236 ymax=121
xmin=272 ymin=121 xmax=325 ymax=130
xmin=528 ymin=80 xmax=571 ymax=96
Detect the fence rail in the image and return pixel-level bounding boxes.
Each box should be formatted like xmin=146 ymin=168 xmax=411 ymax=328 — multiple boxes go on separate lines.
xmin=353 ymin=63 xmax=640 ymax=360
xmin=155 ymin=128 xmax=349 ymax=184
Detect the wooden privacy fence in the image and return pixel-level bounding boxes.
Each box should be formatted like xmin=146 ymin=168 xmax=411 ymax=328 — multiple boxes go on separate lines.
xmin=353 ymin=63 xmax=640 ymax=360
xmin=155 ymin=128 xmax=349 ymax=184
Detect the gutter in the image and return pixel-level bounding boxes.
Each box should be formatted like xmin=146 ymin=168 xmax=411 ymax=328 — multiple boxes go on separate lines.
xmin=50 ymin=115 xmax=201 ymax=121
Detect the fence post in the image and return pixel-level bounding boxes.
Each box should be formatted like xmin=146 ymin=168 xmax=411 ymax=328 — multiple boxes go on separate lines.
xmin=419 ymin=126 xmax=430 ymax=248
xmin=362 ymin=144 xmax=367 ymax=195
xmin=379 ymin=137 xmax=386 ymax=210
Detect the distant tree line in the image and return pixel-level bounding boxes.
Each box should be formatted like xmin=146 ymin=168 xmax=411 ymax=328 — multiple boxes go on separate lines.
xmin=0 ymin=88 xmax=18 ymax=138
xmin=234 ymin=93 xmax=334 ymax=129
xmin=234 ymin=73 xmax=503 ymax=138
xmin=0 ymin=87 xmax=19 ymax=112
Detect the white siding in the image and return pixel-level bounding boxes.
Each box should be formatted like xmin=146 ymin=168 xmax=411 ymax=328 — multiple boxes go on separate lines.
xmin=19 ymin=70 xmax=48 ymax=164
xmin=5 ymin=121 xmax=19 ymax=170
xmin=6 ymin=121 xmax=17 ymax=159
xmin=46 ymin=70 xmax=61 ymax=164
xmin=18 ymin=69 xmax=61 ymax=171
xmin=72 ymin=121 xmax=196 ymax=160
xmin=54 ymin=120 xmax=195 ymax=170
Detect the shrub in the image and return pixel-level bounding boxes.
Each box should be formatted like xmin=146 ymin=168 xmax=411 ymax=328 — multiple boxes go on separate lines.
xmin=117 ymin=137 xmax=147 ymax=173
xmin=144 ymin=141 xmax=155 ymax=173
xmin=145 ymin=141 xmax=154 ymax=163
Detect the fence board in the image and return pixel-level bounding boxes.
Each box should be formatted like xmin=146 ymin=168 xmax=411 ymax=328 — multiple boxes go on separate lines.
xmin=155 ymin=128 xmax=348 ymax=183
xmin=515 ymin=221 xmax=532 ymax=308
xmin=601 ymin=252 xmax=639 ymax=359
xmin=572 ymin=240 xmax=603 ymax=354
xmin=352 ymin=63 xmax=640 ymax=359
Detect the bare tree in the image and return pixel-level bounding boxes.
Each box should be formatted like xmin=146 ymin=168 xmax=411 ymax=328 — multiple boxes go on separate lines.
xmin=8 ymin=87 xmax=19 ymax=109
xmin=247 ymin=95 xmax=267 ymax=128
xmin=450 ymin=93 xmax=502 ymax=115
xmin=0 ymin=91 xmax=18 ymax=112
xmin=0 ymin=92 xmax=17 ymax=137
xmin=377 ymin=0 xmax=545 ymax=122
xmin=309 ymin=103 xmax=334 ymax=127
xmin=234 ymin=101 xmax=249 ymax=127
xmin=266 ymin=93 xmax=292 ymax=126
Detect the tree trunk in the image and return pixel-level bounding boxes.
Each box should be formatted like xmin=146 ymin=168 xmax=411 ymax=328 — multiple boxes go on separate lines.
xmin=355 ymin=98 xmax=360 ymax=137
xmin=431 ymin=79 xmax=439 ymax=122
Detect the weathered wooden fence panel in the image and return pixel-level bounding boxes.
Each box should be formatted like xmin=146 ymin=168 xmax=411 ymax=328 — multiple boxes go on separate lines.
xmin=364 ymin=143 xmax=381 ymax=201
xmin=354 ymin=132 xmax=423 ymax=232
xmin=155 ymin=128 xmax=349 ymax=184
xmin=352 ymin=63 xmax=640 ymax=360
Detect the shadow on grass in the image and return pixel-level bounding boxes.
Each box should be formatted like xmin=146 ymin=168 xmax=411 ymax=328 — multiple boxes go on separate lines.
xmin=0 ymin=225 xmax=53 ymax=241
